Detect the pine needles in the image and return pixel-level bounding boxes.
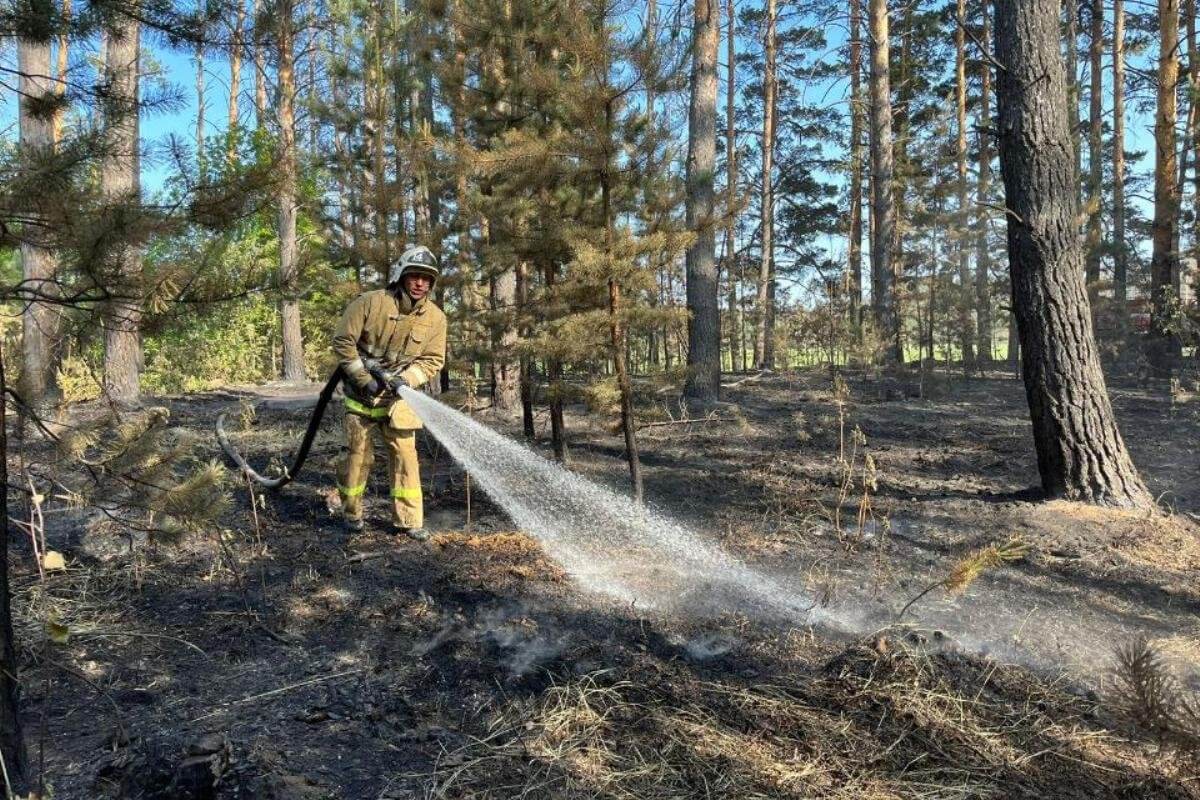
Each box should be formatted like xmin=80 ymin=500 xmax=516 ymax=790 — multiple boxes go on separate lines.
xmin=1112 ymin=636 xmax=1200 ymax=768
xmin=898 ymin=537 xmax=1029 ymax=619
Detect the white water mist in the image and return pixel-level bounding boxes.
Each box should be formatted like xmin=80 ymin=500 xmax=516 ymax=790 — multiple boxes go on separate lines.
xmin=401 ymin=388 xmax=854 ymax=629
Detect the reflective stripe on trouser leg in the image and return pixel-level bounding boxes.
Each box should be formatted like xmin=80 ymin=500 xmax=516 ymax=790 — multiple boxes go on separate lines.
xmin=382 ymin=426 xmax=422 ymax=529
xmin=338 ymin=413 xmax=376 ymax=520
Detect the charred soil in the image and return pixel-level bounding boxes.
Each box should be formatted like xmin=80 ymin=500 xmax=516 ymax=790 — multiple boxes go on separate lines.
xmin=21 ymin=368 xmax=1200 ymax=798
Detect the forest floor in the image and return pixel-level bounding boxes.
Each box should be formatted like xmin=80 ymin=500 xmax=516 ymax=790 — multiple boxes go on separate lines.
xmin=21 ymin=366 xmax=1200 ymax=799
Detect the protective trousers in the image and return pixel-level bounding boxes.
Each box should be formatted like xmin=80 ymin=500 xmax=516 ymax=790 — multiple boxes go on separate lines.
xmin=337 ymin=411 xmax=423 ymax=529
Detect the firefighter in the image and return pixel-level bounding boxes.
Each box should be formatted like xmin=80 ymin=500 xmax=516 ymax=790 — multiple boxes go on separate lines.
xmin=332 ymin=245 xmax=447 ymax=540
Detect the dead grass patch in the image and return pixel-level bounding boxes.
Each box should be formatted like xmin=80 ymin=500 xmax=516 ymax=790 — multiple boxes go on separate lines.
xmin=414 ymin=640 xmax=1192 ymax=799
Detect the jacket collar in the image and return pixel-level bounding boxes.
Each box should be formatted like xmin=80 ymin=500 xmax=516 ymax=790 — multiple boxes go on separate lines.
xmin=392 ymin=290 xmax=427 ymax=316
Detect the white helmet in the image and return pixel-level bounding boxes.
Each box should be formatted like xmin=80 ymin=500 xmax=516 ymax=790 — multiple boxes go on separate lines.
xmin=388 ymin=245 xmax=441 ymax=287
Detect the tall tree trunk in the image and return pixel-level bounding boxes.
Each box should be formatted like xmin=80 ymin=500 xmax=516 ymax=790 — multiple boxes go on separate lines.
xmin=1151 ymin=0 xmax=1182 ymax=372
xmin=976 ymin=0 xmax=994 ymax=364
xmin=754 ymin=0 xmax=777 ymax=371
xmin=723 ymin=0 xmax=742 ymax=373
xmin=277 ymin=0 xmax=305 ymax=381
xmin=196 ymin=40 xmax=206 ymax=180
xmin=491 ymin=266 xmax=520 ymax=412
xmin=53 ymin=0 xmax=70 ymax=146
xmin=684 ymin=0 xmax=721 ymax=406
xmin=228 ymin=0 xmax=244 ymax=164
xmin=1113 ymin=0 xmax=1128 ymax=306
xmin=19 ymin=21 xmax=62 ymax=404
xmin=0 ymin=350 xmax=28 ymax=795
xmin=543 ymin=261 xmax=568 ymax=462
xmin=1064 ymin=0 xmax=1081 ymax=210
xmin=1191 ymin=0 xmax=1200 ymax=274
xmin=254 ymin=0 xmax=267 ymax=131
xmin=517 ymin=261 xmax=534 ymax=438
xmin=849 ymin=0 xmax=865 ymax=336
xmin=1084 ymin=0 xmax=1103 ymax=291
xmin=994 ymin=0 xmax=1151 ymax=507
xmin=869 ymin=0 xmax=899 ymax=362
xmin=955 ymin=0 xmax=975 ymax=371
xmin=102 ymin=14 xmax=142 ymax=405
xmin=369 ymin=10 xmax=391 ymax=266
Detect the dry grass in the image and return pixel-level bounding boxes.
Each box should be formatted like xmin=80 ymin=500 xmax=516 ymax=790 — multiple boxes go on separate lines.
xmin=414 ymin=640 xmax=1189 ymax=799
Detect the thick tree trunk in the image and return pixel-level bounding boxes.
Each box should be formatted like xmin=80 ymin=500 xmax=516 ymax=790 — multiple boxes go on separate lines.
xmin=955 ymin=0 xmax=975 ymax=371
xmin=994 ymin=0 xmax=1151 ymax=507
xmin=869 ymin=0 xmax=899 ymax=362
xmin=683 ymin=0 xmax=721 ymax=406
xmin=1085 ymin=0 xmax=1103 ymax=290
xmin=1151 ymin=0 xmax=1182 ymax=372
xmin=1113 ymin=0 xmax=1128 ymax=305
xmin=976 ymin=0 xmax=994 ymax=364
xmin=102 ymin=14 xmax=142 ymax=405
xmin=0 ymin=350 xmax=28 ymax=795
xmin=277 ymin=0 xmax=305 ymax=381
xmin=849 ymin=0 xmax=865 ymax=334
xmin=19 ymin=26 xmax=62 ymax=404
xmin=754 ymin=0 xmax=777 ymax=371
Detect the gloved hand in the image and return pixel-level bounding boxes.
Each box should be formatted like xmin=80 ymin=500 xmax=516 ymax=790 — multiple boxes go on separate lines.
xmin=387 ymin=374 xmax=411 ymax=394
xmin=362 ymin=376 xmax=383 ymax=396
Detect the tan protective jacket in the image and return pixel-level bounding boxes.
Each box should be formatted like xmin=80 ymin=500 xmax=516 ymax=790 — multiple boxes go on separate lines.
xmin=332 ymin=289 xmax=447 ymax=413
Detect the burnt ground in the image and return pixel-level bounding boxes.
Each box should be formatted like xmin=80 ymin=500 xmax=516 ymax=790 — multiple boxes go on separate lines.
xmin=19 ymin=367 xmax=1200 ymax=799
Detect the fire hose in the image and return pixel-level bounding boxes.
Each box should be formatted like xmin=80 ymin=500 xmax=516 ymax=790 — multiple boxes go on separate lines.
xmin=215 ymin=359 xmax=399 ymax=489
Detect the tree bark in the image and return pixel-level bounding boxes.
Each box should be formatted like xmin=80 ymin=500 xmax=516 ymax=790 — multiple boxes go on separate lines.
xmin=196 ymin=39 xmax=206 ymax=179
xmin=994 ymin=0 xmax=1151 ymax=506
xmin=754 ymin=0 xmax=777 ymax=371
xmin=976 ymin=0 xmax=994 ymax=364
xmin=518 ymin=260 xmax=534 ymax=438
xmin=684 ymin=0 xmax=721 ymax=406
xmin=723 ymin=0 xmax=742 ymax=372
xmin=1191 ymin=0 xmax=1200 ymax=275
xmin=1151 ymin=0 xmax=1182 ymax=372
xmin=849 ymin=0 xmax=865 ymax=335
xmin=1113 ymin=0 xmax=1128 ymax=305
xmin=228 ymin=0 xmax=244 ymax=164
xmin=955 ymin=0 xmax=975 ymax=371
xmin=543 ymin=261 xmax=568 ymax=462
xmin=491 ymin=266 xmax=520 ymax=412
xmin=53 ymin=0 xmax=70 ymax=146
xmin=869 ymin=0 xmax=899 ymax=362
xmin=1085 ymin=0 xmax=1103 ymax=289
xmin=19 ymin=19 xmax=62 ymax=404
xmin=254 ymin=0 xmax=267 ymax=131
xmin=0 ymin=349 xmax=28 ymax=795
xmin=277 ymin=0 xmax=305 ymax=381
xmin=101 ymin=12 xmax=142 ymax=405
xmin=1064 ymin=0 xmax=1081 ymax=211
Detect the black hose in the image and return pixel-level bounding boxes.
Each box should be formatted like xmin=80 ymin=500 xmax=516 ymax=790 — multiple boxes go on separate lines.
xmin=216 ymin=370 xmax=343 ymax=489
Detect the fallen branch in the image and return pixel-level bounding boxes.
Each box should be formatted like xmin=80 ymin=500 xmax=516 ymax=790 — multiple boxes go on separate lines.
xmin=722 ymin=370 xmax=768 ymax=388
xmin=347 ymin=550 xmax=389 ymax=564
xmin=190 ymin=667 xmax=367 ymax=722
xmin=637 ymin=414 xmax=736 ymax=431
